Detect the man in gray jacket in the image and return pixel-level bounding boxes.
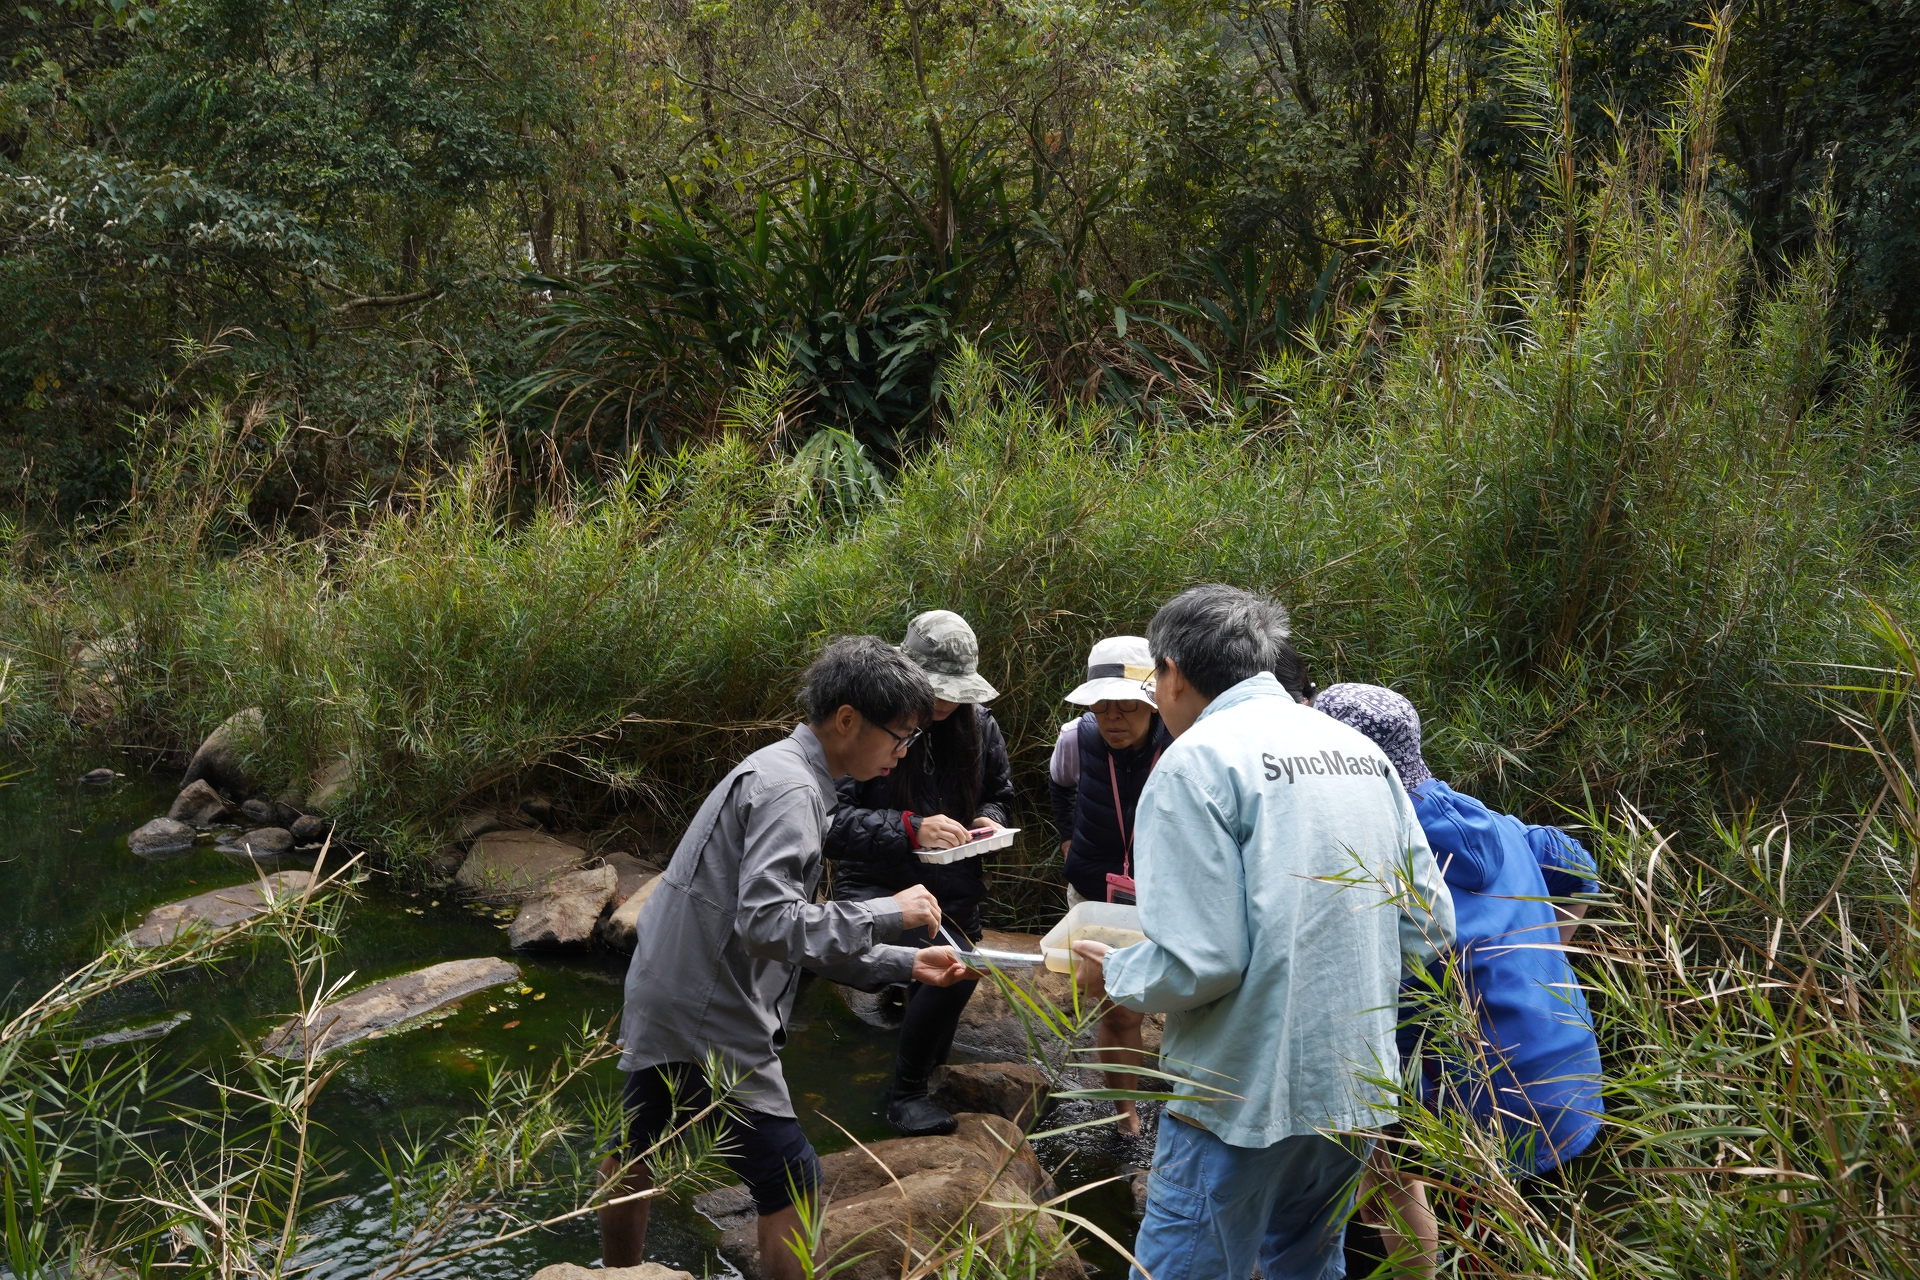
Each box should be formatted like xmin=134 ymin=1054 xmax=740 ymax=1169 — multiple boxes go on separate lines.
xmin=600 ymin=635 xmax=976 ymax=1280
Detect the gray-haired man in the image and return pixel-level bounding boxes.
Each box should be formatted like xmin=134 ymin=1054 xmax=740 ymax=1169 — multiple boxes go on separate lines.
xmin=1073 ymin=585 xmax=1455 ymax=1280
xmin=600 ymin=636 xmax=977 ymax=1280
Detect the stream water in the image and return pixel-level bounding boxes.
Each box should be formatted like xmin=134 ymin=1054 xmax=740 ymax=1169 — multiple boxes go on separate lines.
xmin=1 ymin=760 xmax=1144 ymax=1279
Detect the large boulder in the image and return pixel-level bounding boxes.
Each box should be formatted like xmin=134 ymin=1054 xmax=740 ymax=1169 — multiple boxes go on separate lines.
xmin=128 ymin=817 xmax=197 ymax=857
xmin=696 ymin=1114 xmax=1083 ymax=1280
xmin=508 ymin=864 xmax=617 ymax=949
xmin=931 ymin=1062 xmax=1055 ymax=1131
xmin=124 ymin=872 xmax=313 ymax=947
xmin=168 ymin=779 xmax=231 ymax=825
xmin=529 ymin=1264 xmax=694 ymax=1280
xmin=597 ymin=874 xmax=663 ymax=950
xmin=456 ymin=829 xmax=589 ymax=902
xmin=305 ymin=755 xmax=353 ymax=813
xmin=181 ymin=708 xmax=264 ymax=798
xmin=261 ymin=957 xmax=520 ymax=1058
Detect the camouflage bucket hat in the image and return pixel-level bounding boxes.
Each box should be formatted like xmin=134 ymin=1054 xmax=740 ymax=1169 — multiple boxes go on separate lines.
xmin=899 ymin=610 xmax=1000 ymax=704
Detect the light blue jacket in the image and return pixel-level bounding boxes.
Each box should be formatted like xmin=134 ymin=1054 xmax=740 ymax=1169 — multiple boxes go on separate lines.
xmin=1104 ymin=674 xmax=1456 ymax=1147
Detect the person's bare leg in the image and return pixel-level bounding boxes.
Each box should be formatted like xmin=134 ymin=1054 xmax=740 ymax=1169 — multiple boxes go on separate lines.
xmin=1095 ymin=1003 xmax=1147 ymax=1135
xmin=598 ymin=1154 xmax=653 ymax=1267
xmin=1361 ymin=1147 xmax=1437 ymax=1280
xmin=757 ymin=1203 xmax=809 ymax=1280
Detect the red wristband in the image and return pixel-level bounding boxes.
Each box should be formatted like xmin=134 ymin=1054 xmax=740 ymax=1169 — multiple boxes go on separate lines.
xmin=902 ymin=811 xmax=919 ymax=849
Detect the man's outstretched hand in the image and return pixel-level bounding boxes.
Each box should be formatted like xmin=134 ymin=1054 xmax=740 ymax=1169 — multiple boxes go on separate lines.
xmin=913 ymin=946 xmax=981 ymax=986
xmin=892 ymin=885 xmax=942 ymax=933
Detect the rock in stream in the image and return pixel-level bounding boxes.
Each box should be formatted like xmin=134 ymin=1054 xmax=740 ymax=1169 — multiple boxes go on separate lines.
xmin=261 ymin=956 xmax=521 ymax=1058
xmin=124 ymin=871 xmax=314 ymax=947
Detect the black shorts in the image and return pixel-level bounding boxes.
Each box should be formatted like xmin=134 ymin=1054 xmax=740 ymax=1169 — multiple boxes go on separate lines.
xmin=622 ymin=1063 xmax=820 ymax=1216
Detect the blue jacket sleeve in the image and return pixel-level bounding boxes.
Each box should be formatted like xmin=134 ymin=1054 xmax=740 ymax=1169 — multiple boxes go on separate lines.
xmin=1524 ymin=824 xmax=1600 ymax=898
xmin=1103 ymin=764 xmax=1250 ymax=1014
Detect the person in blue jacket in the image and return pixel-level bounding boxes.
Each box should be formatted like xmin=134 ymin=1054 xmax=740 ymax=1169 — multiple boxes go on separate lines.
xmin=1317 ymin=682 xmax=1603 ymax=1276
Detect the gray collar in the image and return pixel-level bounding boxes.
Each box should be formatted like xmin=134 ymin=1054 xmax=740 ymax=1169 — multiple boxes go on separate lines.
xmin=789 ymin=723 xmax=838 ymax=811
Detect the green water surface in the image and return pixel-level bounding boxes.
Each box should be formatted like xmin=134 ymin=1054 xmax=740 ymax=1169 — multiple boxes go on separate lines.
xmin=1 ymin=760 xmax=1140 ymax=1279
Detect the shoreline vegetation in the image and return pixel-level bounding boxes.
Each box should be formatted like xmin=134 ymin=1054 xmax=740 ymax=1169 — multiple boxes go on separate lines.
xmin=4 ymin=16 xmax=1920 ymax=1280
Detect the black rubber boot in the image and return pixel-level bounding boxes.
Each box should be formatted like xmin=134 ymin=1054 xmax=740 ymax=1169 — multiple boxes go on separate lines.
xmin=886 ymin=1079 xmax=958 ymax=1136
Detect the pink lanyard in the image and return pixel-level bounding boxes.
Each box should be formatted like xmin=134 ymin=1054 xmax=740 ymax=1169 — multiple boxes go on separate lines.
xmin=1108 ymin=748 xmax=1162 ymax=879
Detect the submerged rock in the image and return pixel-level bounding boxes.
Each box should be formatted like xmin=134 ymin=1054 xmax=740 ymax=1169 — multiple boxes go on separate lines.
xmin=181 ymin=708 xmax=264 ymax=797
xmin=169 ymin=779 xmax=231 ymax=825
xmin=128 ymin=817 xmax=197 ymax=857
xmin=124 ymin=871 xmax=314 ymax=947
xmin=233 ymin=827 xmax=294 ymax=857
xmin=696 ymin=1113 xmax=1083 ymax=1280
xmin=79 ymin=1010 xmax=193 ymax=1049
xmin=509 ymin=864 xmax=617 ymax=949
xmin=79 ymin=767 xmax=121 ymax=786
xmin=931 ymin=1062 xmax=1055 ymax=1131
xmin=456 ymin=829 xmax=589 ymax=902
xmin=261 ymin=956 xmax=520 ymax=1058
xmin=529 ymin=1264 xmax=694 ymax=1280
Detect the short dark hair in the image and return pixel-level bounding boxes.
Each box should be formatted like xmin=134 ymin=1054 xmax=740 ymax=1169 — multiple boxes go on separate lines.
xmin=1272 ymin=638 xmax=1317 ymax=703
xmin=803 ymin=635 xmax=934 ymax=728
xmin=1148 ymin=584 xmax=1289 ymax=700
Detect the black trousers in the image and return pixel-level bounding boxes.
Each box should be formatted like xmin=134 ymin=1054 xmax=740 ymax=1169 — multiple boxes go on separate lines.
xmin=894 ymin=974 xmax=979 ymax=1086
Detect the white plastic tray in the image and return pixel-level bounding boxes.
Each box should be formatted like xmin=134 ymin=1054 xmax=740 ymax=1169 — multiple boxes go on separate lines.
xmin=916 ymin=826 xmax=1018 ymax=864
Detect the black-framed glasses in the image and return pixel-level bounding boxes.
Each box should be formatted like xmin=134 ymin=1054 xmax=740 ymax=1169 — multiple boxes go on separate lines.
xmin=876 ymin=721 xmax=924 ymax=753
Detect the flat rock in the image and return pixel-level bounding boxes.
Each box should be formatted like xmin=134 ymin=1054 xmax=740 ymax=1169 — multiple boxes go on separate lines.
xmin=509 ymin=864 xmax=617 ymax=949
xmin=262 ymin=957 xmax=520 ymax=1058
xmin=125 ymin=872 xmax=314 ymax=947
xmin=128 ymin=817 xmax=197 ymax=857
xmin=182 ymin=708 xmax=264 ymax=797
xmin=169 ymin=779 xmax=231 ymax=825
xmin=79 ymin=767 xmax=121 ymax=785
xmin=597 ymin=873 xmax=663 ymax=951
xmin=530 ymin=1264 xmax=694 ymax=1280
xmin=457 ymin=829 xmax=589 ymax=902
xmin=696 ymin=1113 xmax=1082 ymax=1280
xmin=931 ymin=1062 xmax=1054 ymax=1131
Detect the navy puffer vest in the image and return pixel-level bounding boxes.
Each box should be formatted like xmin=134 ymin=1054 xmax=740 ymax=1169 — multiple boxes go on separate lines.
xmin=1064 ymin=712 xmax=1171 ymax=902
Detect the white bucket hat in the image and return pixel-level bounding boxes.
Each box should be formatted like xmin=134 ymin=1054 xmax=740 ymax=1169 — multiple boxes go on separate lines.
xmin=1065 ymin=635 xmax=1157 ymax=708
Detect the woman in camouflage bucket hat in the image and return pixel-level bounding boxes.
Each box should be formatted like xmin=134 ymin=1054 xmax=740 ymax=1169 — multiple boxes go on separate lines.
xmin=824 ymin=610 xmax=1016 ymax=1135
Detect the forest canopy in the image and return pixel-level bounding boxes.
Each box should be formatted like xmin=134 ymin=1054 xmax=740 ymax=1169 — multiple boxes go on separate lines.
xmin=3 ymin=0 xmax=1917 ymax=518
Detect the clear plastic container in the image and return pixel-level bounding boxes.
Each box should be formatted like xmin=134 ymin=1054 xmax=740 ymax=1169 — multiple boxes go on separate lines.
xmin=1040 ymin=900 xmax=1145 ymax=973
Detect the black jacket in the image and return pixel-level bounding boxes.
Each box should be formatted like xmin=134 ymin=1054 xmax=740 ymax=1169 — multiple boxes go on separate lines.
xmin=824 ymin=705 xmax=1015 ymax=939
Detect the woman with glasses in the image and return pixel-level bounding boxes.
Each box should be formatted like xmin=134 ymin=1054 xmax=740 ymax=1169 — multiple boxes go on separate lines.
xmin=824 ymin=610 xmax=1015 ymax=1136
xmin=1046 ymin=635 xmax=1173 ymax=1135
